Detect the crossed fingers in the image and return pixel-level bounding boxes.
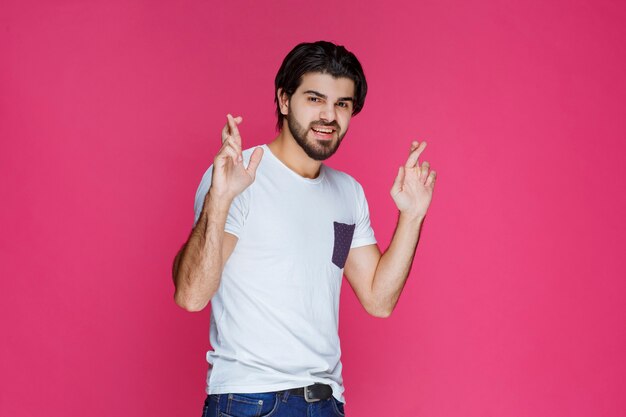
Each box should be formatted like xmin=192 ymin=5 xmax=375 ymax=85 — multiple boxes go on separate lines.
xmin=406 ymin=141 xmax=436 ymax=186
xmin=220 ymin=114 xmax=243 ymax=164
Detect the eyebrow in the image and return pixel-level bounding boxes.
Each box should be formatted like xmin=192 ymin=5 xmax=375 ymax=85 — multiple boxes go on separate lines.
xmin=303 ymin=90 xmax=354 ymax=102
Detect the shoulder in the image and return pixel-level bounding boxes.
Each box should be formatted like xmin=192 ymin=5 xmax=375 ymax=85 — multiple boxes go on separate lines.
xmin=323 ymin=165 xmax=366 ymax=195
xmin=324 ymin=165 xmax=365 ymax=202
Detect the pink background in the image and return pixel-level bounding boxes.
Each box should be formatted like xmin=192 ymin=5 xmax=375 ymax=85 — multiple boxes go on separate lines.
xmin=1 ymin=1 xmax=625 ymax=416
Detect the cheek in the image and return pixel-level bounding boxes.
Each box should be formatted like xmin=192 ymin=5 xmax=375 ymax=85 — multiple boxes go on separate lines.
xmin=340 ymin=115 xmax=351 ymax=130
xmin=291 ymin=103 xmax=308 ymax=118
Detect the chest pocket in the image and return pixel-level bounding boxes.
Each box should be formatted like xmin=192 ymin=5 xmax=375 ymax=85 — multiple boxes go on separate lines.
xmin=332 ymin=222 xmax=356 ymax=269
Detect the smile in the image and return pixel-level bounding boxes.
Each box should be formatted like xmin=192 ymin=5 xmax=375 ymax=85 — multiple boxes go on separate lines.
xmin=311 ymin=127 xmax=335 ymax=134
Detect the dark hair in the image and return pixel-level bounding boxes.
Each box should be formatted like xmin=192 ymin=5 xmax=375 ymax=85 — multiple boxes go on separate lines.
xmin=274 ymin=41 xmax=368 ymax=131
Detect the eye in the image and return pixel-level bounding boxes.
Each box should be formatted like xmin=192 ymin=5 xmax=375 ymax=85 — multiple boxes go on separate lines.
xmin=308 ymin=97 xmax=321 ymax=102
xmin=337 ymin=102 xmax=348 ymax=108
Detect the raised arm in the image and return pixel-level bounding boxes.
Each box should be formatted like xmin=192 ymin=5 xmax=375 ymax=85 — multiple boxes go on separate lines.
xmin=173 ymin=114 xmax=263 ymax=312
xmin=344 ymin=141 xmax=436 ymax=317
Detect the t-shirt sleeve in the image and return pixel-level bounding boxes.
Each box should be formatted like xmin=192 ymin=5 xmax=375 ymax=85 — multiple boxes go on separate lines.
xmin=351 ymin=181 xmax=377 ymax=248
xmin=193 ymin=165 xmax=248 ymax=238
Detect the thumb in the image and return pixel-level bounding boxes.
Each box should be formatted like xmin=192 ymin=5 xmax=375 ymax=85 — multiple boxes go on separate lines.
xmin=246 ymin=147 xmax=264 ymax=177
xmin=390 ymin=166 xmax=404 ymax=195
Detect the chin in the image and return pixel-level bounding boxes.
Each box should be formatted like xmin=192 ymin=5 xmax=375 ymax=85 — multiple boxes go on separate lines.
xmin=305 ymin=140 xmax=341 ymax=161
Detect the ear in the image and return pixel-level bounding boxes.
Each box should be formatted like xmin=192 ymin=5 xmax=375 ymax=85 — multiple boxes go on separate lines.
xmin=277 ymin=88 xmax=289 ymax=116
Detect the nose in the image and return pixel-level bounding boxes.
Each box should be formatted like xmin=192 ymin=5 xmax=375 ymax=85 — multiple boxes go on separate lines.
xmin=319 ymin=103 xmax=336 ymax=123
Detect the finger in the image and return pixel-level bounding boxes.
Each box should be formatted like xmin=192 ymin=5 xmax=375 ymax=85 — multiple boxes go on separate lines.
xmin=217 ymin=137 xmax=229 ymax=155
xmin=405 ymin=141 xmax=427 ymax=169
xmin=215 ymin=145 xmax=236 ymax=166
xmin=420 ymin=161 xmax=430 ymax=183
xmin=220 ymin=145 xmax=239 ymax=165
xmin=221 ymin=123 xmax=229 ymax=144
xmin=222 ymin=115 xmax=243 ymax=144
xmin=225 ymin=136 xmax=242 ymax=155
xmin=227 ymin=114 xmax=242 ymax=146
xmin=246 ymin=147 xmax=264 ymax=177
xmin=425 ymin=170 xmax=436 ymax=187
xmin=217 ymin=137 xmax=239 ymax=163
xmin=390 ymin=166 xmax=405 ymax=195
xmin=224 ymin=137 xmax=242 ymax=163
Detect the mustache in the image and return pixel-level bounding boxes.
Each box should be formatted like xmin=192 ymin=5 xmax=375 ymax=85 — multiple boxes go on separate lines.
xmin=310 ymin=121 xmax=340 ymax=130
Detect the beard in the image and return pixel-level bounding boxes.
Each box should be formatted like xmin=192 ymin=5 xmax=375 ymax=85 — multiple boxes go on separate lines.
xmin=286 ymin=111 xmax=347 ymax=161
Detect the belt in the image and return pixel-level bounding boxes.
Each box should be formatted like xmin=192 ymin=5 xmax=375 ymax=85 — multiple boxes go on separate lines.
xmin=285 ymin=383 xmax=333 ymax=403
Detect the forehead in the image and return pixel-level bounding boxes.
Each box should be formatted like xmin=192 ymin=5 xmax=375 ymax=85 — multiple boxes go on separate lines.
xmin=296 ymin=72 xmax=355 ymax=99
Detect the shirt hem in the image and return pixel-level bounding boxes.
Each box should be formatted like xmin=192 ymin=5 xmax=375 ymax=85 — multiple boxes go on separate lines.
xmin=350 ymin=238 xmax=377 ymax=248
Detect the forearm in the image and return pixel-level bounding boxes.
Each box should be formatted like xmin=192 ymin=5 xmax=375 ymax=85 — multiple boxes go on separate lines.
xmin=370 ymin=212 xmax=425 ymax=316
xmin=173 ymin=190 xmax=231 ymax=311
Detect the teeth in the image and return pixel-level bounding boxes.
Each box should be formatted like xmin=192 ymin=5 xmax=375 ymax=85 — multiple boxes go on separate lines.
xmin=313 ymin=128 xmax=333 ymax=133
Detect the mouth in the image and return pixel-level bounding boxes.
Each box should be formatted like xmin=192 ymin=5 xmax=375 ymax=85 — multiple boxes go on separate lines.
xmin=310 ymin=126 xmax=336 ymax=140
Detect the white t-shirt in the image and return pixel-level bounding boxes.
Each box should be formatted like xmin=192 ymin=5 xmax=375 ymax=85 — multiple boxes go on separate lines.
xmin=193 ymin=144 xmax=377 ymax=404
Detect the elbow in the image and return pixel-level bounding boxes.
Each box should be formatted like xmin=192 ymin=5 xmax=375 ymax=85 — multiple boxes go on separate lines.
xmin=366 ymin=301 xmax=394 ymax=318
xmin=173 ymin=268 xmax=215 ymax=312
xmin=174 ymin=288 xmax=211 ymax=312
xmin=370 ymin=307 xmax=393 ymax=319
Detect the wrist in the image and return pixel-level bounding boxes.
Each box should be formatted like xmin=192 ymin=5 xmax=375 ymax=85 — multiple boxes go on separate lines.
xmin=206 ymin=189 xmax=234 ymax=213
xmin=398 ymin=210 xmax=425 ymax=225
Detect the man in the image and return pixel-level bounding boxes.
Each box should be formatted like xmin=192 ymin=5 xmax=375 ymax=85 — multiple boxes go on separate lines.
xmin=173 ymin=41 xmax=436 ymax=417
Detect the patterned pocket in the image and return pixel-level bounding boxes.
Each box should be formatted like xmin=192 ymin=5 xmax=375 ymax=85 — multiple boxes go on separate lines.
xmin=332 ymin=222 xmax=356 ymax=269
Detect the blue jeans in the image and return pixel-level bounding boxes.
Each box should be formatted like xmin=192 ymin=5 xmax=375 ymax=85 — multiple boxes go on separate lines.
xmin=201 ymin=390 xmax=346 ymax=417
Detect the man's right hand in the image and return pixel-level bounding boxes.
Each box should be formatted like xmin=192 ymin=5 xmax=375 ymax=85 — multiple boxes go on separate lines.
xmin=211 ymin=114 xmax=264 ymax=200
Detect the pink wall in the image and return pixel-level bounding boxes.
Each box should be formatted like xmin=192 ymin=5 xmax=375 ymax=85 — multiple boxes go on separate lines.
xmin=2 ymin=1 xmax=625 ymax=416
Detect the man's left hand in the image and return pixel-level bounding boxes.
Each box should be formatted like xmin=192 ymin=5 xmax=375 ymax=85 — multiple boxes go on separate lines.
xmin=390 ymin=141 xmax=437 ymax=219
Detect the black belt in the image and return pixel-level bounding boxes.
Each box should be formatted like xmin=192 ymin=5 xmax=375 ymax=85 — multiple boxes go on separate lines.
xmin=285 ymin=383 xmax=333 ymax=402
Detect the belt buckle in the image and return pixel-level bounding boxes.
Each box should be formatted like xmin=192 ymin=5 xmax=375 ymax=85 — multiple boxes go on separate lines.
xmin=303 ymin=384 xmax=321 ymax=403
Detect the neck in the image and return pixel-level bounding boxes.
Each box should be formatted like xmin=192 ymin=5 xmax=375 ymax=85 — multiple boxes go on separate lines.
xmin=268 ymin=128 xmax=323 ymax=179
